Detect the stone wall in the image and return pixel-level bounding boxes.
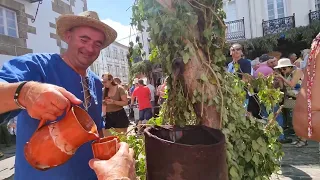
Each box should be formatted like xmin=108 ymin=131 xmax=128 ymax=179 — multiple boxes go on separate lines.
xmin=49 ymin=0 xmax=87 ymax=54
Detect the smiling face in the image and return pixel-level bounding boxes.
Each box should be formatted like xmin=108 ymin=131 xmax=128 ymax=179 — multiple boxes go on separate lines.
xmin=64 ymin=26 xmax=105 ymax=69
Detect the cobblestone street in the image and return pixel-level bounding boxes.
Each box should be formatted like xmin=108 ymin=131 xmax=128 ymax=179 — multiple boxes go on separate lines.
xmin=0 ymin=141 xmax=319 ymax=179
xmin=271 ymin=141 xmax=320 ymax=180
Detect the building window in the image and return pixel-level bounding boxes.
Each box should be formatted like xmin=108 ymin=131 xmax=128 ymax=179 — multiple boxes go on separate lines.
xmin=316 ymin=0 xmax=320 ymax=11
xmin=267 ymin=0 xmax=285 ymax=20
xmin=106 ymin=47 xmax=111 ymax=57
xmin=120 ymin=50 xmax=124 ymax=61
xmin=107 ymin=65 xmax=112 ymax=73
xmin=122 ymin=67 xmax=125 ymax=75
xmin=223 ymin=1 xmax=237 ymax=22
xmin=115 ymin=66 xmax=119 ymax=76
xmin=0 ymin=6 xmax=18 ymax=38
xmin=113 ymin=47 xmax=118 ymax=59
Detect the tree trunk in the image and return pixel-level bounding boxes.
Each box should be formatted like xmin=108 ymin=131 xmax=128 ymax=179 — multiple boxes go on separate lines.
xmin=156 ymin=0 xmax=221 ymax=129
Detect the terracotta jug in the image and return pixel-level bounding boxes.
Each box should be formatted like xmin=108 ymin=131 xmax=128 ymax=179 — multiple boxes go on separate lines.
xmin=92 ymin=136 xmax=119 ymax=160
xmin=24 ymin=105 xmax=99 ymax=171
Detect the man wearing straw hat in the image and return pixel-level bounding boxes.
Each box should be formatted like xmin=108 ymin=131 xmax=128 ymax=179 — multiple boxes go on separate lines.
xmin=0 ymin=11 xmax=134 ymax=180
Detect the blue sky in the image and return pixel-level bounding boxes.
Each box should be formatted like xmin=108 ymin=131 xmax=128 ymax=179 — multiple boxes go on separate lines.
xmin=87 ymin=1 xmax=137 ymax=45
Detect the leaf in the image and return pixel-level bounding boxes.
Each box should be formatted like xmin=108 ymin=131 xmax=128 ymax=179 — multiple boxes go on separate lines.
xmin=203 ymin=27 xmax=213 ymax=40
xmin=257 ymin=137 xmax=266 ymax=146
xmin=252 ymin=154 xmax=259 ymax=166
xmin=230 ymin=166 xmax=239 ymax=177
xmin=244 ymin=151 xmax=252 ymax=162
xmin=252 ymin=140 xmax=259 ymax=151
xmin=189 ymin=14 xmax=198 ymax=26
xmin=200 ymin=74 xmax=208 ymax=82
xmin=153 ymin=23 xmax=160 ymax=34
xmin=183 ymin=53 xmax=190 ymax=64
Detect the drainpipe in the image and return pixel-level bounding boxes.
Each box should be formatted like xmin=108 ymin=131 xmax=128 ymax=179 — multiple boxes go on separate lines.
xmin=247 ymin=0 xmax=253 ymax=39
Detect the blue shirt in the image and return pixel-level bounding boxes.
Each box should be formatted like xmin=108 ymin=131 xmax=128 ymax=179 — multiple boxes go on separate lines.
xmin=227 ymin=58 xmax=252 ymax=78
xmin=0 ymin=53 xmax=103 ymax=180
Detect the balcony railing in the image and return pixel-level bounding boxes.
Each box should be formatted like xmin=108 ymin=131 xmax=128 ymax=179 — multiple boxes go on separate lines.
xmin=309 ymin=10 xmax=320 ymax=23
xmin=262 ymin=14 xmax=295 ymax=36
xmin=25 ymin=0 xmax=42 ymax=3
xmin=225 ymin=17 xmax=245 ymax=41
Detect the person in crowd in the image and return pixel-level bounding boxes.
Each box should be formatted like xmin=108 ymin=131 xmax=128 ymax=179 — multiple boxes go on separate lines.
xmin=274 ymin=58 xmax=305 ymax=147
xmin=248 ymin=54 xmax=274 ymax=119
xmin=299 ymin=49 xmax=310 ymax=69
xmin=0 ymin=11 xmax=134 ymax=179
xmin=227 ymin=43 xmax=252 ymax=109
xmin=102 ymin=73 xmax=129 ymax=136
xmin=129 ymin=78 xmax=139 ymax=95
xmin=157 ymin=77 xmax=167 ymax=105
xmin=251 ymin=57 xmax=260 ymax=72
xmin=146 ymin=79 xmax=156 ymax=115
xmin=114 ymin=77 xmax=121 ymax=85
xmin=227 ymin=43 xmax=252 ymax=78
xmin=251 ymin=54 xmax=292 ymax=143
xmin=254 ymin=54 xmax=277 ymax=78
xmin=131 ymin=79 xmax=152 ymax=133
xmin=288 ymin=53 xmax=297 ymax=64
xmin=294 ymin=34 xmax=320 ymax=142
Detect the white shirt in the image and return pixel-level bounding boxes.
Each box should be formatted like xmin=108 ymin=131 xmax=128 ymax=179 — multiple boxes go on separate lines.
xmin=147 ymin=84 xmax=155 ymax=101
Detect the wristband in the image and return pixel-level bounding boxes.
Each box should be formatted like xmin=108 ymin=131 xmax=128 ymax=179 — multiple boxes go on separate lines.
xmin=14 ymin=81 xmax=28 ymax=109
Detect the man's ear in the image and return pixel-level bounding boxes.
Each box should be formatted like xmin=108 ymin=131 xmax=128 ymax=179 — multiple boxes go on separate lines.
xmin=64 ymin=30 xmax=72 ymax=43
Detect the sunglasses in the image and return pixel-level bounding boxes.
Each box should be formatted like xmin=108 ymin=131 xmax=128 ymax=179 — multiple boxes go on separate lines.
xmin=231 ymin=48 xmax=241 ymax=52
xmin=280 ymin=67 xmax=288 ymax=71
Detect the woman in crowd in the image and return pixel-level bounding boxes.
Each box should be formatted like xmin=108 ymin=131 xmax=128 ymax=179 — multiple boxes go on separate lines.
xmin=157 ymin=77 xmax=168 ymax=105
xmin=274 ymin=58 xmax=305 ymax=147
xmin=102 ymin=73 xmax=129 ymax=136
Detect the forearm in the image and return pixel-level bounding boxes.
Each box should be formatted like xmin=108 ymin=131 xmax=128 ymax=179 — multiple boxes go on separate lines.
xmin=282 ymin=78 xmax=295 ymax=87
xmin=0 ymin=82 xmax=25 ymax=113
xmin=114 ymin=100 xmax=127 ymax=107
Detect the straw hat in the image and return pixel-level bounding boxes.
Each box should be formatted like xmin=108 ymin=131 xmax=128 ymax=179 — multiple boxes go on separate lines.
xmin=56 ymin=11 xmax=117 ymax=48
xmin=274 ymin=58 xmax=295 ymax=69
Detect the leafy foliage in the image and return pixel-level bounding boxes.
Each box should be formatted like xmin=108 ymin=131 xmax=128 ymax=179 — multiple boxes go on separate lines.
xmin=127 ymin=0 xmax=284 ymax=179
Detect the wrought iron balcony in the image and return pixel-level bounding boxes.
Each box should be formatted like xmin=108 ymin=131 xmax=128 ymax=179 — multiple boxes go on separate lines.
xmin=225 ymin=17 xmax=246 ymax=41
xmin=25 ymin=0 xmax=42 ymax=3
xmin=262 ymin=14 xmax=295 ymax=36
xmin=309 ymin=10 xmax=320 ymax=24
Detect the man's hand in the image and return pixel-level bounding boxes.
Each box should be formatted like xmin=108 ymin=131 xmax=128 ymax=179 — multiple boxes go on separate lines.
xmin=89 ymin=142 xmax=136 ymax=180
xmin=19 ymin=82 xmax=82 ymax=121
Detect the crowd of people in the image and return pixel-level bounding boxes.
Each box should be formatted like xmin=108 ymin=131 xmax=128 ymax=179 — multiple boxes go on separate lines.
xmin=227 ymin=43 xmax=310 ymax=147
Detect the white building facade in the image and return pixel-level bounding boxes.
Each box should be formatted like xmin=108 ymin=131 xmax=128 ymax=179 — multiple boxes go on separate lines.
xmin=0 ymin=0 xmax=87 ymax=66
xmin=90 ymin=41 xmax=130 ymax=84
xmin=223 ymin=0 xmax=320 ymax=41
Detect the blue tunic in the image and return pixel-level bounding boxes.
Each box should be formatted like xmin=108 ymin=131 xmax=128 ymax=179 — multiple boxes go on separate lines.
xmin=0 ymin=53 xmax=103 ymax=180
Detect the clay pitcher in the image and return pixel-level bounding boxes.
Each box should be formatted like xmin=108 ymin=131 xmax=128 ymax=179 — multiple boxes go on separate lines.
xmin=92 ymin=136 xmax=119 ymax=160
xmin=24 ymin=105 xmax=99 ymax=171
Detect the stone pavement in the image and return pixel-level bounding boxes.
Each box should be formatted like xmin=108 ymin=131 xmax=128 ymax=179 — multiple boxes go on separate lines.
xmin=0 ymin=144 xmax=15 ymax=180
xmin=271 ymin=140 xmax=320 ymax=180
xmin=0 ymin=141 xmax=319 ymax=180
